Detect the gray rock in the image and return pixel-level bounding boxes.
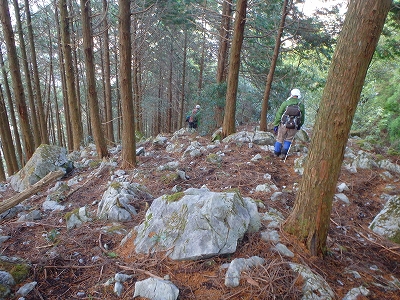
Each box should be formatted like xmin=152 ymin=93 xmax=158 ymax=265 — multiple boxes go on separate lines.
xmin=342 ymin=286 xmax=370 ymax=300
xmin=66 ymin=206 xmax=92 ymax=230
xmin=0 ymin=270 xmax=15 ymax=286
xmin=133 ymin=278 xmax=179 ymax=300
xmin=369 ymin=195 xmax=400 ymax=243
xmin=16 ymin=281 xmax=37 ymax=297
xmin=224 ymin=256 xmax=265 ymax=287
xmin=272 ymin=243 xmax=294 ymax=257
xmin=252 ymin=131 xmax=275 ymax=145
xmin=133 ymin=188 xmax=260 ymax=260
xmin=334 ymin=193 xmax=350 ymax=205
xmin=97 ymin=182 xmax=152 ymax=222
xmin=289 ymin=263 xmax=334 ymax=300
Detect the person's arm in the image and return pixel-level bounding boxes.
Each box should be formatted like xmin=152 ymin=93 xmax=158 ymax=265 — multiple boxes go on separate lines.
xmin=300 ymin=103 xmax=305 ymax=126
xmin=273 ymin=102 xmax=286 ymax=126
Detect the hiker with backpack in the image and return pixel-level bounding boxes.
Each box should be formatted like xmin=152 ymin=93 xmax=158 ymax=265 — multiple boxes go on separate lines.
xmin=186 ymin=104 xmax=201 ymax=131
xmin=273 ymin=89 xmax=305 ymax=158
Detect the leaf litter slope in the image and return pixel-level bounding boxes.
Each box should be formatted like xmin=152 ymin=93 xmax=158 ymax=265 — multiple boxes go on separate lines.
xmin=0 ymin=125 xmax=399 ymax=299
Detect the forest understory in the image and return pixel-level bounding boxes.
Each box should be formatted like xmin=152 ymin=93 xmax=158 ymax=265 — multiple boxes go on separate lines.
xmin=0 ymin=125 xmax=399 ymax=299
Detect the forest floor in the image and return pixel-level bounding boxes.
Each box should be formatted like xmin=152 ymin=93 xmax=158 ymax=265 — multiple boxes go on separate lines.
xmin=0 ymin=124 xmax=400 ymax=300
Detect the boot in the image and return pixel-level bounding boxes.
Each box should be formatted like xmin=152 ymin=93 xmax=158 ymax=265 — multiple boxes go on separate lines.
xmin=274 ymin=142 xmax=282 ymax=156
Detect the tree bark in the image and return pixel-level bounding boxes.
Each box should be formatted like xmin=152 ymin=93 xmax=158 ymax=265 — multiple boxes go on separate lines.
xmin=12 ymin=0 xmax=41 ymax=148
xmin=214 ymin=0 xmax=232 ymax=128
xmin=0 ymin=0 xmax=35 ymax=161
xmin=0 ymin=49 xmax=23 ymax=168
xmin=259 ymin=0 xmax=289 ymax=132
xmin=0 ymin=85 xmax=18 ymax=175
xmin=284 ymin=0 xmax=392 ymax=256
xmin=119 ymin=0 xmax=136 ymax=168
xmin=80 ymin=0 xmax=109 ymax=159
xmin=59 ymin=0 xmax=83 ymax=151
xmin=102 ymin=0 xmax=115 ymax=145
xmin=222 ymin=0 xmax=247 ymax=138
xmin=24 ymin=0 xmax=49 ymax=144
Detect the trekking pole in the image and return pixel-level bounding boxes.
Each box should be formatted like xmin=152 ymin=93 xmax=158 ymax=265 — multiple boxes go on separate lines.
xmin=283 ymin=136 xmax=294 ymax=163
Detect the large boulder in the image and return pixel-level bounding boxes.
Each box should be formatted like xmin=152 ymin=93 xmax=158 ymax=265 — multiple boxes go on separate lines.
xmin=9 ymin=144 xmax=71 ymax=192
xmin=132 ymin=187 xmax=260 ymax=260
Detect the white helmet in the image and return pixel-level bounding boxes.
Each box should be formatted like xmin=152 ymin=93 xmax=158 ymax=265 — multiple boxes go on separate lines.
xmin=195 ymin=105 xmax=200 ymax=109
xmin=290 ymin=89 xmax=301 ymax=98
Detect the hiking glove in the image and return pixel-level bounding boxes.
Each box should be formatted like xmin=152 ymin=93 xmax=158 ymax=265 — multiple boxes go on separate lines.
xmin=274 ymin=126 xmax=278 ymax=135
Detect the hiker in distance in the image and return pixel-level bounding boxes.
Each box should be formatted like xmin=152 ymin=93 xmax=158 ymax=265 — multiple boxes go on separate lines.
xmin=273 ymin=88 xmax=305 ymax=158
xmin=186 ymin=104 xmax=201 ymax=131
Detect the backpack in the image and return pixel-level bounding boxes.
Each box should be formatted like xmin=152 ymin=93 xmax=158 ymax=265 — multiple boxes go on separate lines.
xmin=281 ymin=104 xmax=301 ymax=129
xmin=188 ymin=110 xmax=198 ymax=123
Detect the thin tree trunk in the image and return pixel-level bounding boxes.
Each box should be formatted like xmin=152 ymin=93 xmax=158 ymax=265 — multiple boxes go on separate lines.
xmin=12 ymin=0 xmax=41 ymax=148
xmin=214 ymin=0 xmax=232 ymax=128
xmin=0 ymin=0 xmax=35 ymax=161
xmin=102 ymin=0 xmax=114 ymax=145
xmin=179 ymin=29 xmax=188 ymax=128
xmin=222 ymin=0 xmax=247 ymax=138
xmin=80 ymin=0 xmax=109 ymax=158
xmin=24 ymin=0 xmax=49 ymax=144
xmin=119 ymin=0 xmax=136 ymax=168
xmin=54 ymin=0 xmax=71 ymax=149
xmin=59 ymin=0 xmax=83 ymax=150
xmin=259 ymin=0 xmax=289 ymax=132
xmin=284 ymin=0 xmax=391 ymax=256
xmin=167 ymin=41 xmax=173 ymax=133
xmin=0 ymin=148 xmax=5 ymax=181
xmin=0 ymin=85 xmax=18 ymax=175
xmin=0 ymin=49 xmax=23 ymax=167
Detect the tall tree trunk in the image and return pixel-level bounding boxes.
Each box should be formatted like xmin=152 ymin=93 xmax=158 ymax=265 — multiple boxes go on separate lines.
xmin=54 ymin=0 xmax=71 ymax=149
xmin=132 ymin=19 xmax=143 ymax=134
xmin=259 ymin=0 xmax=289 ymax=132
xmin=24 ymin=0 xmax=49 ymax=144
xmin=214 ymin=0 xmax=232 ymax=128
xmin=80 ymin=0 xmax=109 ymax=158
xmin=0 ymin=85 xmax=18 ymax=175
xmin=119 ymin=0 xmax=136 ymax=168
xmin=0 ymin=49 xmax=23 ymax=167
xmin=59 ymin=0 xmax=83 ymax=150
xmin=179 ymin=29 xmax=188 ymax=128
xmin=102 ymin=0 xmax=114 ymax=145
xmin=216 ymin=0 xmax=232 ymax=83
xmin=0 ymin=0 xmax=35 ymax=161
xmin=12 ymin=0 xmax=41 ymax=148
xmin=221 ymin=0 xmax=247 ymax=138
xmin=284 ymin=0 xmax=392 ymax=256
xmin=167 ymin=41 xmax=173 ymax=133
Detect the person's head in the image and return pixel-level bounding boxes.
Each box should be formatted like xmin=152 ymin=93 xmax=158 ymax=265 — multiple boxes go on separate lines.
xmin=290 ymin=89 xmax=301 ymax=99
xmin=195 ymin=104 xmax=200 ymax=109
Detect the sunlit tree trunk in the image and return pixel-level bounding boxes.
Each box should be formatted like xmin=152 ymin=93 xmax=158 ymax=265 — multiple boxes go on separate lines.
xmin=59 ymin=0 xmax=83 ymax=150
xmin=24 ymin=0 xmax=49 ymax=144
xmin=12 ymin=0 xmax=41 ymax=148
xmin=222 ymin=0 xmax=247 ymax=138
xmin=0 ymin=0 xmax=35 ymax=161
xmin=119 ymin=0 xmax=136 ymax=168
xmin=259 ymin=0 xmax=289 ymax=132
xmin=80 ymin=0 xmax=109 ymax=158
xmin=284 ymin=0 xmax=392 ymax=256
xmin=0 ymin=49 xmax=23 ymax=167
